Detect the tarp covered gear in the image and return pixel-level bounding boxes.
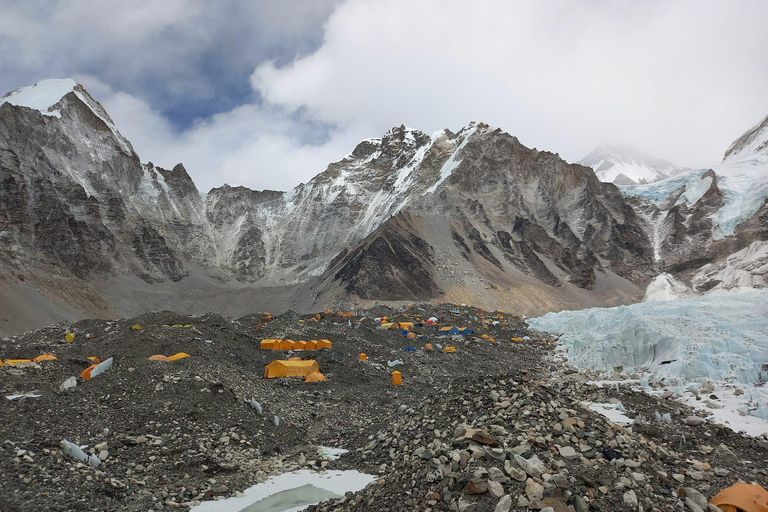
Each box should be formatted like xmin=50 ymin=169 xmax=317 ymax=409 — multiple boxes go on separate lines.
xmin=61 ymin=440 xmax=101 ymax=468
xmin=444 ymin=346 xmax=457 ymax=352
xmin=304 ymin=371 xmax=327 ymax=383
xmin=32 ymin=354 xmax=58 ymax=362
xmin=79 ymin=357 xmax=113 ymax=381
xmin=264 ymin=360 xmax=319 ymax=378
xmin=65 ymin=333 xmax=75 ymax=343
xmin=380 ymin=323 xmax=394 ymax=330
xmin=4 ymin=359 xmax=32 ymax=366
xmin=710 ymin=483 xmax=768 ymax=512
xmin=391 ymin=370 xmax=402 ymax=386
xmin=131 ymin=324 xmax=143 ymax=330
xmin=316 ymin=339 xmax=332 ymax=349
xmin=359 ymin=353 xmax=367 ymax=361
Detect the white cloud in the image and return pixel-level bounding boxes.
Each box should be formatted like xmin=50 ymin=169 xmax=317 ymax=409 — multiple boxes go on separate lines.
xmin=252 ymin=0 xmax=768 ymax=169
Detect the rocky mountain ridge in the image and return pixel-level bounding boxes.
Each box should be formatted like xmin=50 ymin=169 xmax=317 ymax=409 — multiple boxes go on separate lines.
xmin=1 ymin=79 xmax=767 ymax=333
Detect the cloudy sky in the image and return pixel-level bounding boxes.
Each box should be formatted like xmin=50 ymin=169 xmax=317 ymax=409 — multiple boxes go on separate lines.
xmin=2 ymin=0 xmax=767 ymax=192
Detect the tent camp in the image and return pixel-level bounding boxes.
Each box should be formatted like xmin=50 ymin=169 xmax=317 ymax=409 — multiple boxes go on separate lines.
xmin=265 ymin=360 xmax=319 ymax=378
xmin=260 ymin=339 xmax=279 ymax=349
xmin=305 ymin=340 xmax=317 ymax=350
xmin=316 ymin=339 xmax=333 ymax=349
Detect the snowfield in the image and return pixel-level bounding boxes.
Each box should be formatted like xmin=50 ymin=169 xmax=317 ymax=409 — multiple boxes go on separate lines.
xmin=529 ymin=290 xmax=768 ymax=433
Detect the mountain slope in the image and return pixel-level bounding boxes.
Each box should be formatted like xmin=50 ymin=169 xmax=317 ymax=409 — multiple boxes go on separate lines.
xmin=579 ymin=145 xmax=690 ymax=185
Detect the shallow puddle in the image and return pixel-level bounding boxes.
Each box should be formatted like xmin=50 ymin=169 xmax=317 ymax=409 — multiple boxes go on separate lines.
xmin=190 ymin=470 xmax=376 ymax=512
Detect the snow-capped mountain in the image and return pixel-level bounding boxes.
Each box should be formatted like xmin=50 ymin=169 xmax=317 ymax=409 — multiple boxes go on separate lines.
xmin=1 ymin=78 xmax=767 ymax=334
xmin=578 ymin=145 xmax=691 ymax=185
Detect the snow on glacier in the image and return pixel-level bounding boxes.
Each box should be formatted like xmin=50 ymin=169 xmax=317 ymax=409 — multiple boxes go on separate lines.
xmin=529 ymin=290 xmax=768 ymax=429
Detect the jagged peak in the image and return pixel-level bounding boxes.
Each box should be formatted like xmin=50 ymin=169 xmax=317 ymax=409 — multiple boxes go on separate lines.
xmin=0 ymin=78 xmax=78 ymax=118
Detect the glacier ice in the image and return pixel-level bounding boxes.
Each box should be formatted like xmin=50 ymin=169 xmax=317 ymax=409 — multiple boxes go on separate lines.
xmin=529 ymin=290 xmax=768 ymax=420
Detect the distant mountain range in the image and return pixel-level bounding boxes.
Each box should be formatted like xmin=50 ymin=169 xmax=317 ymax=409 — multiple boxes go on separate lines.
xmin=1 ymin=79 xmax=767 ymax=335
xmin=578 ymin=145 xmax=692 ymax=185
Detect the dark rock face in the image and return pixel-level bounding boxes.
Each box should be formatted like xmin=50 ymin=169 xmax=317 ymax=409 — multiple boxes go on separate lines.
xmin=326 ymin=214 xmax=440 ymax=300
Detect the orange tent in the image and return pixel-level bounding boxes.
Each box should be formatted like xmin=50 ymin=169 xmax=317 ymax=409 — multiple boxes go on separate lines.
xmin=406 ymin=332 xmax=417 ymax=339
xmin=279 ymin=339 xmax=296 ymax=350
xmin=710 ymin=483 xmax=768 ymax=512
xmin=168 ymin=352 xmax=190 ymax=361
xmin=359 ymin=353 xmax=367 ymax=361
xmin=260 ymin=339 xmax=279 ymax=349
xmin=265 ymin=360 xmax=319 ymax=378
xmin=148 ymin=355 xmax=170 ymax=362
xmin=304 ymin=371 xmax=327 ymax=383
xmin=424 ymin=343 xmax=434 ymax=351
xmin=79 ymin=363 xmax=98 ymax=378
xmin=444 ymin=346 xmax=457 ymax=352
xmin=305 ymin=340 xmax=317 ymax=350
xmin=4 ymin=359 xmax=32 ymax=366
xmin=316 ymin=339 xmax=332 ymax=350
xmin=32 ymin=354 xmax=58 ymax=362
xmin=295 ymin=340 xmax=308 ymax=350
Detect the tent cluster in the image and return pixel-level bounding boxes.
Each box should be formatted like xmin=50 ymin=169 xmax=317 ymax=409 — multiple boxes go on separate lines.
xmin=264 ymin=359 xmax=326 ymax=383
xmin=148 ymin=352 xmax=190 ymax=362
xmin=260 ymin=339 xmax=332 ymax=350
xmin=438 ymin=326 xmax=473 ymax=336
xmin=0 ymin=353 xmax=58 ymax=366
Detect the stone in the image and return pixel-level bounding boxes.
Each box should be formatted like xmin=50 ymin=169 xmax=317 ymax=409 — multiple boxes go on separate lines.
xmin=494 ymin=494 xmax=512 ymax=512
xmin=681 ymin=487 xmax=708 ymax=510
xmin=59 ymin=376 xmax=77 ymax=393
xmin=488 ymin=480 xmax=505 ymax=499
xmin=466 ymin=478 xmax=488 ymax=494
xmin=542 ymin=498 xmax=575 ymax=512
xmin=572 ymin=495 xmax=590 ymax=512
xmin=212 ymin=484 xmax=228 ymax=494
xmin=734 ymin=389 xmax=744 ymax=396
xmin=472 ymin=432 xmax=500 ymax=447
xmin=505 ymin=460 xmax=527 ymax=482
xmin=683 ymin=416 xmax=705 ymax=426
xmin=514 ymin=454 xmax=546 ymax=478
xmin=623 ymin=490 xmax=638 ymax=508
xmin=98 ymin=450 xmax=109 ymax=461
xmin=488 ymin=467 xmax=507 ymax=482
xmin=559 ymin=446 xmax=578 ymax=459
xmin=526 ymin=478 xmax=544 ymax=501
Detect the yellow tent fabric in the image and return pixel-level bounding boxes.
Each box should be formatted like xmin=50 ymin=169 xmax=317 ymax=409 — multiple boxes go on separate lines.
xmin=279 ymin=339 xmax=295 ymax=350
xmin=304 ymin=371 xmax=327 ymax=383
xmin=295 ymin=340 xmax=308 ymax=350
xmin=65 ymin=333 xmax=75 ymax=342
xmin=380 ymin=323 xmax=394 ymax=330
xmin=444 ymin=346 xmax=457 ymax=352
xmin=316 ymin=339 xmax=332 ymax=349
xmin=0 ymin=359 xmax=3 ymax=366
xmin=438 ymin=327 xmax=452 ymax=332
xmin=305 ymin=340 xmax=317 ymax=350
xmin=398 ymin=322 xmax=414 ymax=330
xmin=4 ymin=359 xmax=32 ymax=366
xmin=260 ymin=339 xmax=279 ymax=349
xmin=168 ymin=352 xmax=190 ymax=361
xmin=32 ymin=354 xmax=58 ymax=362
xmin=265 ymin=360 xmax=319 ymax=378
xmin=148 ymin=354 xmax=170 ymax=361
xmin=131 ymin=324 xmax=143 ymax=330
xmin=78 ymin=363 xmax=98 ymax=380
xmin=391 ymin=370 xmax=402 ymax=386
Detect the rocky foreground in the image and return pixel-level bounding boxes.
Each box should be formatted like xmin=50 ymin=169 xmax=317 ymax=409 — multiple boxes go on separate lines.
xmin=1 ymin=304 xmax=766 ymax=512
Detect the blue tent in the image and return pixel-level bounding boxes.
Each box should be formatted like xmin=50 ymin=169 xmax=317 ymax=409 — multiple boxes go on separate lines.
xmin=458 ymin=327 xmax=473 ymax=336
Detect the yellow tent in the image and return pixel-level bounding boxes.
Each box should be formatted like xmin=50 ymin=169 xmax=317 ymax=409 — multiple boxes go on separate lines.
xmin=438 ymin=326 xmax=452 ymax=333
xmin=305 ymin=340 xmax=317 ymax=350
xmin=0 ymin=359 xmax=3 ymax=366
xmin=279 ymin=339 xmax=295 ymax=350
xmin=710 ymin=483 xmax=768 ymax=512
xmin=131 ymin=324 xmax=143 ymax=330
xmin=304 ymin=371 xmax=327 ymax=383
xmin=316 ymin=339 xmax=332 ymax=349
xmin=65 ymin=333 xmax=75 ymax=342
xmin=398 ymin=322 xmax=414 ymax=330
xmin=32 ymin=354 xmax=58 ymax=362
xmin=380 ymin=323 xmax=394 ymax=330
xmin=265 ymin=360 xmax=319 ymax=378
xmin=260 ymin=339 xmax=279 ymax=349
xmin=424 ymin=343 xmax=434 ymax=351
xmin=148 ymin=354 xmax=170 ymax=362
xmin=295 ymin=340 xmax=308 ymax=350
xmin=4 ymin=359 xmax=32 ymax=366
xmin=168 ymin=352 xmax=190 ymax=361
xmin=444 ymin=346 xmax=457 ymax=352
